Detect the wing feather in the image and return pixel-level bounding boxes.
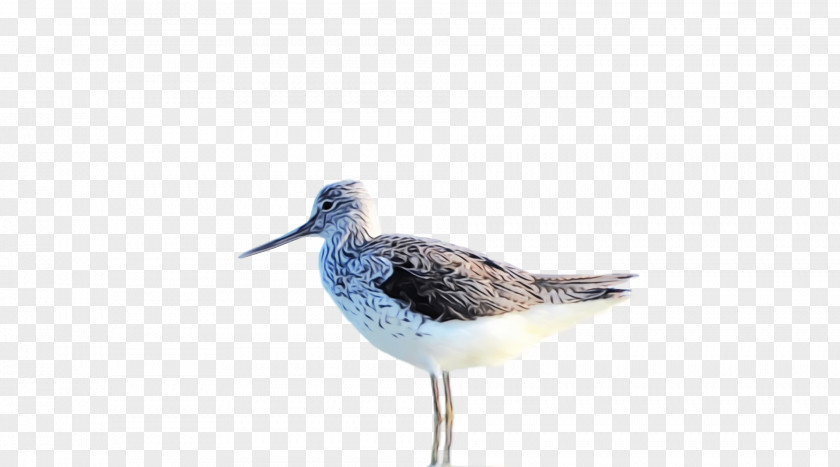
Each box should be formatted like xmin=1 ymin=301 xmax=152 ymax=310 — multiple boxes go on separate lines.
xmin=364 ymin=235 xmax=635 ymax=322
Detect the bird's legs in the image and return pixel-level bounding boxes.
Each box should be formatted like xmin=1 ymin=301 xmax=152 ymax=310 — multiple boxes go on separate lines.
xmin=443 ymin=371 xmax=454 ymax=465
xmin=430 ymin=374 xmax=443 ymax=466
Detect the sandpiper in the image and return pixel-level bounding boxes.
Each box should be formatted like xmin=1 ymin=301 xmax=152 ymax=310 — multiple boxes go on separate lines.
xmin=240 ymin=180 xmax=635 ymax=466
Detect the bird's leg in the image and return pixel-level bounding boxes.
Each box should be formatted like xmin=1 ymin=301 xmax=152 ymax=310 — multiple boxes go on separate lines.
xmin=430 ymin=374 xmax=443 ymax=466
xmin=443 ymin=371 xmax=454 ymax=465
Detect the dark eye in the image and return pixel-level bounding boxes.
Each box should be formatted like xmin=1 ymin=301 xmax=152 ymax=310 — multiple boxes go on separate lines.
xmin=321 ymin=201 xmax=334 ymax=211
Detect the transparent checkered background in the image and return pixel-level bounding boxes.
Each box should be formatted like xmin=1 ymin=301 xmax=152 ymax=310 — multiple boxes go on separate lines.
xmin=1 ymin=1 xmax=838 ymax=466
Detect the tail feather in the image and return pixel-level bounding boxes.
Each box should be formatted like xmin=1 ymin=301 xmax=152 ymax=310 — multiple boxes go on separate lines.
xmin=534 ymin=273 xmax=636 ymax=305
xmin=533 ymin=273 xmax=637 ymax=287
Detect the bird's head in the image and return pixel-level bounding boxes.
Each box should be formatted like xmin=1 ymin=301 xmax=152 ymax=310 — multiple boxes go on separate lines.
xmin=239 ymin=180 xmax=380 ymax=258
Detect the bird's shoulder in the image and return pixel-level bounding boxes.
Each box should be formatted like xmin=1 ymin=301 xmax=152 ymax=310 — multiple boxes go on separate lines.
xmin=362 ymin=234 xmax=531 ymax=270
xmin=362 ymin=234 xmax=532 ymax=278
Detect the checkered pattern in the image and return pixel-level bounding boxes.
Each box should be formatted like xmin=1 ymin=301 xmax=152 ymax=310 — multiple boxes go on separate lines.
xmin=1 ymin=0 xmax=838 ymax=466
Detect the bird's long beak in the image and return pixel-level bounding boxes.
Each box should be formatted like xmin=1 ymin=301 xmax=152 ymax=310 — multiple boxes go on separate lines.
xmin=238 ymin=216 xmax=318 ymax=259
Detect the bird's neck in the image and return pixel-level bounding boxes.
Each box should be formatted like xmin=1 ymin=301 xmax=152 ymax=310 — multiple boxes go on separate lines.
xmin=322 ymin=216 xmax=380 ymax=253
xmin=322 ymin=200 xmax=381 ymax=252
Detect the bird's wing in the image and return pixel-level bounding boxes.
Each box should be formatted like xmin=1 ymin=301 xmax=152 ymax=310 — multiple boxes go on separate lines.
xmin=530 ymin=273 xmax=636 ymax=304
xmin=363 ymin=235 xmax=636 ymax=323
xmin=362 ymin=234 xmax=548 ymax=322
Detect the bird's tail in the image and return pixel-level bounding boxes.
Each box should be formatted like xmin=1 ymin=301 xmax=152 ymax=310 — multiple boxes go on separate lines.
xmin=533 ymin=273 xmax=636 ymax=305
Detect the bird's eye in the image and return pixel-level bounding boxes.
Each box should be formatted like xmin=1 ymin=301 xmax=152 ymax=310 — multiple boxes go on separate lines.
xmin=321 ymin=201 xmax=334 ymax=211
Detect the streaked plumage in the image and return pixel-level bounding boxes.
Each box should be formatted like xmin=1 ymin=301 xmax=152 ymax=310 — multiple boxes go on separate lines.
xmin=371 ymin=234 xmax=632 ymax=322
xmin=240 ymin=180 xmax=636 ymax=466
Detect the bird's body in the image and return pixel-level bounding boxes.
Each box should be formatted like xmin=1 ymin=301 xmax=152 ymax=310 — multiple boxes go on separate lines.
xmin=319 ymin=231 xmax=631 ymax=374
xmin=240 ymin=180 xmax=635 ymax=465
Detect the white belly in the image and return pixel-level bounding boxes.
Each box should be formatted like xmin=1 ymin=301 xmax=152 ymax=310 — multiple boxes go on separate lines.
xmin=324 ymin=287 xmax=437 ymax=371
xmin=325 ymin=277 xmax=629 ymax=374
xmin=419 ymin=296 xmax=630 ymax=372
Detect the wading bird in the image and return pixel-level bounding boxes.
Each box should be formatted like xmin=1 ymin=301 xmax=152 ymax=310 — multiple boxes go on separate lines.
xmin=240 ymin=180 xmax=635 ymax=466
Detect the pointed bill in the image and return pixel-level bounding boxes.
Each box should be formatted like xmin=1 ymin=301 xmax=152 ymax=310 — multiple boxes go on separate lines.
xmin=238 ymin=216 xmax=317 ymax=258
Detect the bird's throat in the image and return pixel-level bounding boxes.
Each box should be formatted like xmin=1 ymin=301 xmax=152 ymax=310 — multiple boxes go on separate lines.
xmin=323 ymin=219 xmax=377 ymax=251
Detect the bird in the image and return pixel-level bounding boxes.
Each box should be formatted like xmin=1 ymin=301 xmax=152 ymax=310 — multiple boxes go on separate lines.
xmin=239 ymin=180 xmax=635 ymax=466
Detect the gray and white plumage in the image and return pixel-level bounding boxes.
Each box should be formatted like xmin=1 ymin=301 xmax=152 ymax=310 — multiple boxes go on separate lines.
xmin=370 ymin=234 xmax=633 ymax=322
xmin=240 ymin=180 xmax=636 ymax=465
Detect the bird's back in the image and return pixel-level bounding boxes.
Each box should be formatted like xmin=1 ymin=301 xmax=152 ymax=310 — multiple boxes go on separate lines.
xmin=362 ymin=234 xmax=635 ymax=322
